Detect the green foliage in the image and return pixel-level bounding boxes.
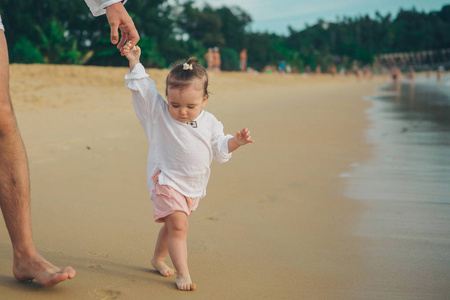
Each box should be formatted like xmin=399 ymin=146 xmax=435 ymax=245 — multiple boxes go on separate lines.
xmin=220 ymin=48 xmax=239 ymax=71
xmin=2 ymin=2 xmax=450 ymax=72
xmin=178 ymin=2 xmax=225 ymax=47
xmin=214 ymin=6 xmax=251 ymax=52
xmin=34 ymin=19 xmax=83 ymax=64
xmin=246 ymin=33 xmax=282 ymax=71
xmin=139 ymin=36 xmax=166 ymax=68
xmin=10 ymin=37 xmax=44 ymax=64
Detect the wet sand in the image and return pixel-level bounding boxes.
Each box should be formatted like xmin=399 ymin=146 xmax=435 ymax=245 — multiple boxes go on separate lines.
xmin=346 ymin=78 xmax=450 ymax=299
xmin=0 ymin=64 xmax=387 ymax=299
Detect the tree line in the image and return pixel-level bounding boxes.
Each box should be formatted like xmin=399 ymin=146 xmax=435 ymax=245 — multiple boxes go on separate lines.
xmin=1 ymin=1 xmax=450 ymax=72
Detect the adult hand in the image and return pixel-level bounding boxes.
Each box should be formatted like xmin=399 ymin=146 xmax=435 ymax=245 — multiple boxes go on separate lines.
xmin=106 ymin=2 xmax=140 ymax=49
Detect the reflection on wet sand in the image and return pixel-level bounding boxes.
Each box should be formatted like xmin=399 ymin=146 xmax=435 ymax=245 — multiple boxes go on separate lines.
xmin=346 ymin=75 xmax=450 ymax=299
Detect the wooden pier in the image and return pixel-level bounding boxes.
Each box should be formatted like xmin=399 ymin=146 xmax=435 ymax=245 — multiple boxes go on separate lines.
xmin=375 ymin=49 xmax=450 ymax=70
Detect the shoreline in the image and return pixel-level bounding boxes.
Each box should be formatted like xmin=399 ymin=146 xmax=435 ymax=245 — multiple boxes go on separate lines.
xmin=1 ymin=64 xmax=388 ymax=299
xmin=345 ymin=78 xmax=450 ymax=299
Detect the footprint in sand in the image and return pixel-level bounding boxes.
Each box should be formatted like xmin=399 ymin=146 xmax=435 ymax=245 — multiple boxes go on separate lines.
xmin=88 ymin=251 xmax=110 ymax=258
xmin=89 ymin=288 xmax=121 ymax=300
xmin=205 ymin=217 xmax=219 ymax=221
xmin=88 ymin=264 xmax=104 ymax=270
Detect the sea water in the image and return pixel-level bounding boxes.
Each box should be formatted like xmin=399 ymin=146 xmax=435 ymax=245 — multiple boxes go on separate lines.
xmin=345 ymin=74 xmax=450 ymax=298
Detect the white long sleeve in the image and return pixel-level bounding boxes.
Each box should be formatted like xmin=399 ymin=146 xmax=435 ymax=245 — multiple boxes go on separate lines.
xmin=125 ymin=64 xmax=232 ymax=198
xmin=84 ymin=0 xmax=128 ymax=16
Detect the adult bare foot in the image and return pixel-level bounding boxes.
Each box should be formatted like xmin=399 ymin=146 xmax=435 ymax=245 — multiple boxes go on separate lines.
xmin=13 ymin=251 xmax=76 ymax=287
xmin=151 ymin=257 xmax=174 ymax=277
xmin=176 ymin=274 xmax=196 ymax=291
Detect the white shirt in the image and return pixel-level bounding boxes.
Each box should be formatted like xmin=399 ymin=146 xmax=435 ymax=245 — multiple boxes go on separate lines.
xmin=84 ymin=0 xmax=128 ymax=17
xmin=0 ymin=15 xmax=4 ymax=31
xmin=125 ymin=63 xmax=232 ymax=198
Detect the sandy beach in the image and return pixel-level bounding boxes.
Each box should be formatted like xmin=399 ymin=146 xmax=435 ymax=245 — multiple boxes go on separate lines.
xmin=0 ymin=64 xmax=388 ymax=299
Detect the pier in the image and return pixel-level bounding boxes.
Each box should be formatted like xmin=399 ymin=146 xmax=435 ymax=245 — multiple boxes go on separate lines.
xmin=375 ymin=49 xmax=450 ymax=70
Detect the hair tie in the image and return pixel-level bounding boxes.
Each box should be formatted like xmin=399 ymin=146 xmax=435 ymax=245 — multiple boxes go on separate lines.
xmin=183 ymin=63 xmax=193 ymax=70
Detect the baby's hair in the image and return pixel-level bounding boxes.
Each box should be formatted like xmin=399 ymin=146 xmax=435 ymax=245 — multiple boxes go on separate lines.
xmin=166 ymin=57 xmax=209 ymax=97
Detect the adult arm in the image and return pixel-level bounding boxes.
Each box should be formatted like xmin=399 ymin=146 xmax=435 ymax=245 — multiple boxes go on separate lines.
xmin=84 ymin=0 xmax=127 ymax=17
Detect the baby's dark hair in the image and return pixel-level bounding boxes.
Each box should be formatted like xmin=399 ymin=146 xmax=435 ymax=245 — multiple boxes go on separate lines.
xmin=165 ymin=57 xmax=209 ymax=97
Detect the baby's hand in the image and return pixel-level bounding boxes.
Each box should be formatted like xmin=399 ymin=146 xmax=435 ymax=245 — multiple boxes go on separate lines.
xmin=228 ymin=128 xmax=254 ymax=153
xmin=234 ymin=128 xmax=254 ymax=146
xmin=120 ymin=41 xmax=141 ymax=60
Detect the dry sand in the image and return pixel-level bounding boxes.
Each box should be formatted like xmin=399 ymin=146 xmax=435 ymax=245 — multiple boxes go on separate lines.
xmin=0 ymin=64 xmax=388 ymax=299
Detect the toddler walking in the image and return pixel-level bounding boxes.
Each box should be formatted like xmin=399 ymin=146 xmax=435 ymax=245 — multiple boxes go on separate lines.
xmin=122 ymin=42 xmax=253 ymax=291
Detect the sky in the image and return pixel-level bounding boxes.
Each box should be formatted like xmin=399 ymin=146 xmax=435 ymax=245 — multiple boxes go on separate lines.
xmin=195 ymin=0 xmax=450 ymax=35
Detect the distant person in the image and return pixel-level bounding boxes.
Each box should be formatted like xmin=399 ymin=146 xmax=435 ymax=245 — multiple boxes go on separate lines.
xmin=121 ymin=42 xmax=254 ymax=291
xmin=330 ymin=64 xmax=337 ymax=76
xmin=0 ymin=0 xmax=138 ymax=287
xmin=356 ymin=68 xmax=363 ymax=80
xmin=437 ymin=66 xmax=444 ymax=83
xmin=239 ymin=49 xmax=247 ymax=72
xmin=315 ymin=65 xmax=321 ymax=74
xmin=408 ymin=67 xmax=415 ymax=82
xmin=391 ymin=66 xmax=401 ymax=91
xmin=204 ymin=48 xmax=214 ymax=71
xmin=262 ymin=65 xmax=275 ymax=74
xmin=305 ymin=65 xmax=311 ymax=74
xmin=213 ymin=47 xmax=221 ymax=71
xmin=279 ymin=60 xmax=286 ymax=73
xmin=391 ymin=66 xmax=400 ymax=82
xmin=286 ymin=64 xmax=292 ymax=73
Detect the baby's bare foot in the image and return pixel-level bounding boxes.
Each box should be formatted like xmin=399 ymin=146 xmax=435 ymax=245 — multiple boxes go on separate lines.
xmin=151 ymin=257 xmax=174 ymax=277
xmin=176 ymin=274 xmax=196 ymax=291
xmin=13 ymin=252 xmax=76 ymax=287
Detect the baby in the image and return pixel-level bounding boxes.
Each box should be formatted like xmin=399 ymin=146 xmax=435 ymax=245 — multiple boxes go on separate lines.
xmin=122 ymin=42 xmax=253 ymax=291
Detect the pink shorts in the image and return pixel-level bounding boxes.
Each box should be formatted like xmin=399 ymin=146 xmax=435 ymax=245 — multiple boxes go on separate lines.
xmin=151 ymin=171 xmax=200 ymax=223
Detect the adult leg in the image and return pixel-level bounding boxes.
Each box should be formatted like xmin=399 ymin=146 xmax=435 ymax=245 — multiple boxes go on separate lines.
xmin=165 ymin=212 xmax=195 ymax=291
xmin=0 ymin=30 xmax=75 ymax=287
xmin=151 ymin=223 xmax=174 ymax=277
